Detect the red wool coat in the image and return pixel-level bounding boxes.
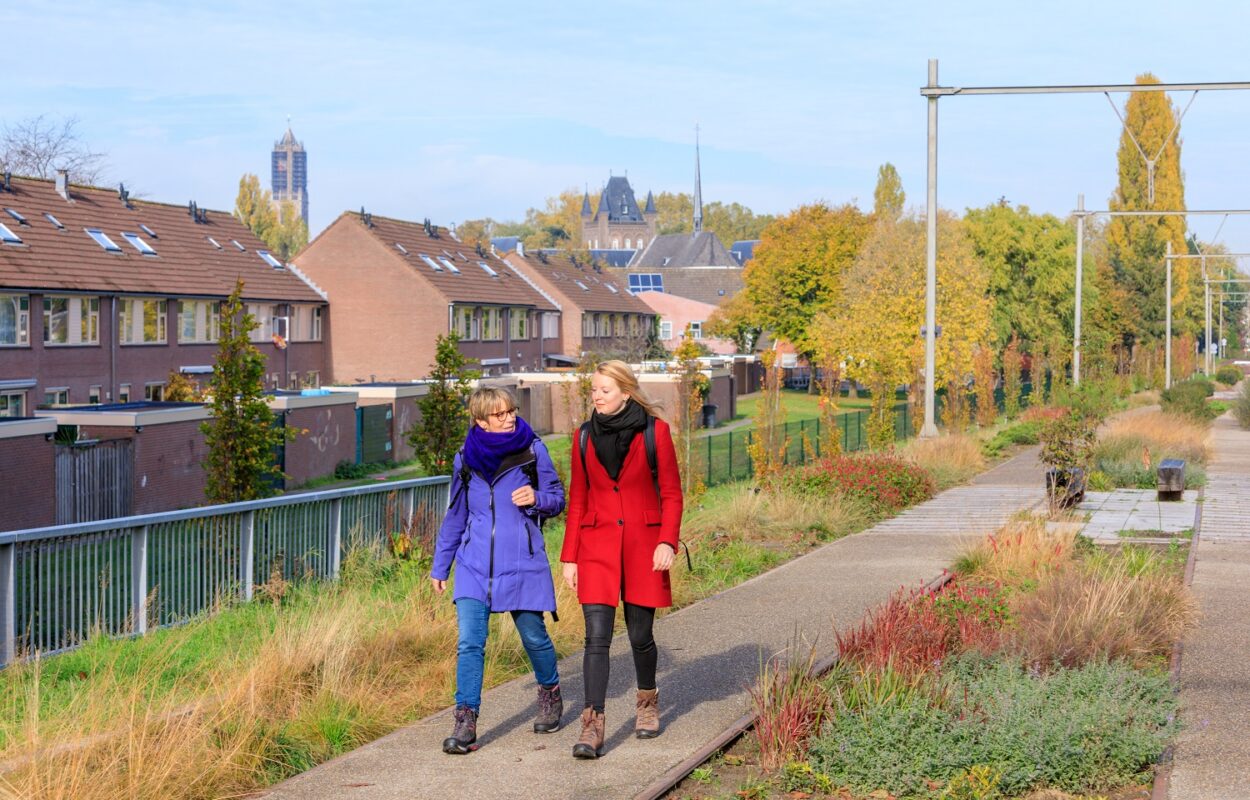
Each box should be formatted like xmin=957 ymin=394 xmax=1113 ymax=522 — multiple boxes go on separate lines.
xmin=561 ymin=417 xmax=684 ymax=608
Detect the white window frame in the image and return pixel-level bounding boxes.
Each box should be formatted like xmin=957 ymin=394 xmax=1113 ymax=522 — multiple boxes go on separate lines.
xmin=121 ymin=232 xmax=157 ymax=255
xmin=89 ymin=385 xmax=102 ymax=404
xmin=510 ymin=308 xmax=529 ymax=341
xmin=43 ymin=296 xmax=99 ymax=346
xmin=690 ymin=321 xmax=703 ymax=340
xmin=581 ymin=313 xmax=594 ymax=338
xmin=119 ymin=298 xmax=168 ymax=344
xmin=0 ymin=391 xmax=26 ymax=417
xmin=541 ymin=312 xmax=559 ymax=340
xmin=0 ymin=294 xmax=30 ymax=346
xmin=118 ymin=383 xmax=131 ymax=403
xmin=178 ymin=299 xmax=221 ymax=344
xmin=144 ymin=382 xmax=165 ymax=402
xmin=659 ymin=320 xmax=673 ymax=341
xmin=43 ymin=387 xmax=69 ymax=407
xmin=481 ymin=307 xmax=502 ymax=342
xmin=455 ymin=306 xmax=479 ymax=341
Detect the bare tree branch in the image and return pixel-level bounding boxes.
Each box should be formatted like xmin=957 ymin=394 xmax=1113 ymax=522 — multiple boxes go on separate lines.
xmin=1 ymin=114 xmax=108 ymax=185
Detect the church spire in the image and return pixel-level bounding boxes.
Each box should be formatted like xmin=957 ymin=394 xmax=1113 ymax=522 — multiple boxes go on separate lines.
xmin=693 ymin=124 xmax=703 ymax=234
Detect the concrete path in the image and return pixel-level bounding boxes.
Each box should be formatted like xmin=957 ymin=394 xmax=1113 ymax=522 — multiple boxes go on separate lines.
xmin=258 ymin=448 xmax=1043 ymax=800
xmin=1170 ymin=411 xmax=1250 ymax=800
xmin=1078 ymin=490 xmax=1198 ymax=542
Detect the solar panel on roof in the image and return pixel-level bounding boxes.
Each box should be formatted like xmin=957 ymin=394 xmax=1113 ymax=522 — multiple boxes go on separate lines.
xmin=121 ymin=232 xmax=157 ymax=255
xmin=139 ymin=223 xmax=158 ymax=238
xmin=5 ymin=209 xmax=28 ymax=225
xmin=44 ymin=213 xmax=64 ymax=230
xmin=0 ymin=222 xmax=21 ymax=244
xmin=85 ymin=228 xmax=121 ymax=252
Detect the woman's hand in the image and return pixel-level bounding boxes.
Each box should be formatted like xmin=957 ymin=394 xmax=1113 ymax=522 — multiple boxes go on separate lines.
xmin=511 ymin=485 xmax=536 ymax=508
xmin=652 ymin=543 xmax=675 ymax=571
xmin=562 ymin=562 xmax=578 ymax=592
xmin=431 ymin=578 xmax=447 ymax=594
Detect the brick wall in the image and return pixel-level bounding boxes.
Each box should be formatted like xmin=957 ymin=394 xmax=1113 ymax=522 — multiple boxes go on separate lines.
xmin=283 ymin=403 xmax=357 ymax=487
xmin=0 ymin=434 xmax=55 ymax=531
xmin=130 ymin=419 xmax=209 ymax=514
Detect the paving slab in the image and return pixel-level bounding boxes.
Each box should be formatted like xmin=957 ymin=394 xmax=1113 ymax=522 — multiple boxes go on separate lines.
xmin=1170 ymin=412 xmax=1250 ymax=799
xmin=1078 ymin=489 xmax=1198 ymax=542
xmin=258 ymin=449 xmax=1044 ymax=800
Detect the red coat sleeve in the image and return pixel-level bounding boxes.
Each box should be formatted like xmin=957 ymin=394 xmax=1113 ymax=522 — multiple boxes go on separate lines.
xmin=561 ymin=427 xmax=588 ymax=563
xmin=654 ymin=418 xmax=684 ymax=549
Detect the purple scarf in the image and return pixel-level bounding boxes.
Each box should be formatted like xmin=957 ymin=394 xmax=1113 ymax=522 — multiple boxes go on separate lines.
xmin=462 ymin=416 xmax=537 ymax=479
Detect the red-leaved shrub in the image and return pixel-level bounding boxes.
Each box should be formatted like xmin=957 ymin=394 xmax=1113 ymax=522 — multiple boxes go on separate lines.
xmin=784 ymin=453 xmax=935 ymax=518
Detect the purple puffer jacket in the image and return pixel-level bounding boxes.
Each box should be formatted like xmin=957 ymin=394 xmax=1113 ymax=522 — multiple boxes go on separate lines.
xmin=431 ymin=439 xmax=565 ymax=612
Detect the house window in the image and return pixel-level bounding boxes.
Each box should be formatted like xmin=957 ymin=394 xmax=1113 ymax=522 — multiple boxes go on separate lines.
xmin=145 ymin=383 xmax=165 ymax=401
xmin=43 ymin=296 xmax=99 ymax=345
xmin=638 ymin=237 xmax=646 ymax=249
xmin=594 ymin=313 xmax=604 ymax=337
xmin=542 ymin=312 xmax=559 ymax=339
xmin=247 ymin=303 xmax=277 ymax=343
xmin=612 ymin=239 xmax=619 ymax=248
xmin=610 ymin=314 xmax=623 ymax=336
xmin=582 ymin=313 xmax=594 ymax=338
xmin=629 ymin=314 xmax=640 ymax=336
xmin=511 ymin=308 xmax=529 ymax=341
xmin=0 ymin=391 xmax=26 ymax=417
xmin=627 ymin=274 xmax=665 ymax=294
xmin=119 ymin=298 xmax=167 ymax=344
xmin=118 ymin=384 xmax=131 ymax=403
xmin=306 ymin=306 xmax=323 ymax=341
xmin=1 ymin=294 xmax=30 ymax=345
xmin=455 ymin=306 xmax=479 ymax=341
xmin=481 ymin=307 xmax=502 ymax=341
xmin=289 ymin=371 xmax=300 ymax=388
xmin=305 ymin=371 xmax=321 ymax=388
xmin=178 ymin=300 xmax=220 ymax=344
xmin=43 ymin=387 xmax=69 ymax=407
xmin=89 ymin=385 xmax=102 ymax=404
xmin=625 ymin=238 xmax=631 ymax=249
xmin=659 ymin=320 xmax=673 ymax=341
xmin=690 ymin=321 xmax=703 ymax=340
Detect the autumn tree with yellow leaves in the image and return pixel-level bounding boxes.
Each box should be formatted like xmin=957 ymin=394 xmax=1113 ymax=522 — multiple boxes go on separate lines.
xmin=817 ymin=213 xmax=992 ymax=447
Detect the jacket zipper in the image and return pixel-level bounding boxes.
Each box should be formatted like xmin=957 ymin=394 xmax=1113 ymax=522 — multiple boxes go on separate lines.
xmin=487 ymin=488 xmax=496 ymax=606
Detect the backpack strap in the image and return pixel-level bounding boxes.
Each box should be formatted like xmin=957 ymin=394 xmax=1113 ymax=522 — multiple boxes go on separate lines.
xmin=446 ymin=449 xmax=472 ymax=511
xmin=578 ymin=421 xmax=592 ymax=489
xmin=521 ymin=441 xmax=543 ymax=531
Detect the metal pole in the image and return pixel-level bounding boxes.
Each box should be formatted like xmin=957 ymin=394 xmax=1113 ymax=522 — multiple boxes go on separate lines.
xmin=240 ymin=510 xmax=255 ymax=602
xmin=922 ymin=58 xmax=940 ymax=438
xmin=1204 ymin=260 xmax=1212 ymax=376
xmin=0 ymin=542 xmax=14 ymax=667
xmin=131 ymin=525 xmax=148 ymax=636
xmin=1165 ymin=242 xmax=1173 ymax=389
xmin=1219 ymin=298 xmax=1225 ymax=364
xmin=1073 ymin=194 xmax=1085 ymax=386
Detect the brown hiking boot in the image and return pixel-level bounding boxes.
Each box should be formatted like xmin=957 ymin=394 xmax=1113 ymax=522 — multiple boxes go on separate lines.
xmin=571 ymin=708 xmax=605 ymax=759
xmin=635 ymin=688 xmax=660 ymax=739
xmin=534 ymin=684 xmax=563 ymax=733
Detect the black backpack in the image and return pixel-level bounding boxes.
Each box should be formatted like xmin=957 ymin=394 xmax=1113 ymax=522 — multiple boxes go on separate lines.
xmin=577 ymin=417 xmax=691 ymax=570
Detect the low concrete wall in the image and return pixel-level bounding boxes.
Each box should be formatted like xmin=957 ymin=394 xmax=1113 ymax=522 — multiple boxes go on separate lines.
xmin=0 ymin=419 xmax=56 ymax=532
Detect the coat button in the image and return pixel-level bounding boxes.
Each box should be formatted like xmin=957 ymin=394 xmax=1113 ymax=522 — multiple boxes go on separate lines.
xmin=613 ymin=485 xmax=619 ymax=492
xmin=618 ymin=519 xmax=624 ymax=526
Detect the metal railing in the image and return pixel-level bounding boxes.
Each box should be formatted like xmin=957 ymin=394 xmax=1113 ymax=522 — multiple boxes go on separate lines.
xmin=0 ymin=476 xmax=450 ymax=667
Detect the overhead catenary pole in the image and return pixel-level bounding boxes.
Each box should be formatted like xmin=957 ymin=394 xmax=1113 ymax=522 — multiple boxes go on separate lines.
xmin=1204 ymin=259 xmax=1212 ymax=375
xmin=921 ymin=58 xmax=939 ymax=438
xmin=1073 ymin=195 xmax=1085 ymax=386
xmin=1166 ymin=240 xmax=1173 ymax=389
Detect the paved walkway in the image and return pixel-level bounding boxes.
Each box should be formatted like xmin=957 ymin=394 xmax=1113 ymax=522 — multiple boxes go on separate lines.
xmin=1170 ymin=410 xmax=1250 ymax=800
xmin=259 ymin=447 xmax=1044 ymax=800
xmin=1078 ymin=490 xmax=1198 ymax=542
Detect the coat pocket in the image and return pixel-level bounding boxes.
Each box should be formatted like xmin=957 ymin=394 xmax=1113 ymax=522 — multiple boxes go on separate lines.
xmin=643 ymin=510 xmax=661 ymax=526
xmin=579 ymin=511 xmax=597 ymax=528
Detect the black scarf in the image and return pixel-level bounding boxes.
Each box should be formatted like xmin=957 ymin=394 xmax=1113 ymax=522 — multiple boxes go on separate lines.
xmin=589 ymin=399 xmax=648 ymax=481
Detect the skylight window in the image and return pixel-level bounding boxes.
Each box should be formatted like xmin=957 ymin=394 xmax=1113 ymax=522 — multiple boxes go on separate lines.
xmin=478 ymin=261 xmax=499 ymax=278
xmin=85 ymin=228 xmax=121 ymax=252
xmin=0 ymin=222 xmax=21 ymax=244
xmin=5 ymin=208 xmax=28 ymax=225
xmin=605 ymin=283 xmax=619 ymax=293
xmin=44 ymin=213 xmax=64 ymax=230
xmin=139 ymin=223 xmax=158 ymax=238
xmin=207 ymin=237 xmax=223 ymax=250
xmin=231 ymin=240 xmax=246 ymax=252
xmin=575 ymin=280 xmax=590 ymax=292
xmin=437 ymin=256 xmax=461 ymax=274
xmin=122 ymin=232 xmax=157 ymax=255
xmin=258 ymin=250 xmax=284 ymax=269
xmin=420 ymin=254 xmax=443 ymax=272
xmin=395 ymin=243 xmax=409 ymax=255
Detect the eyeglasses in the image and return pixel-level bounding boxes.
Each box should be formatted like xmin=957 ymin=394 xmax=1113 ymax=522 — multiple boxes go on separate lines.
xmin=488 ymin=407 xmax=518 ymax=422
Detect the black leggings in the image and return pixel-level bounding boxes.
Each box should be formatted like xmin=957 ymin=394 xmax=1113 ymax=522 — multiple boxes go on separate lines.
xmin=582 ymin=603 xmax=657 ymax=713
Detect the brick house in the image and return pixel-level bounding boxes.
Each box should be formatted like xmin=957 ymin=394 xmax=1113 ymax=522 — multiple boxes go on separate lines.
xmin=580 ymin=176 xmax=657 ymax=251
xmin=632 ymin=289 xmax=737 ymax=355
xmin=293 ymin=212 xmax=560 ymax=381
xmin=502 ymin=249 xmax=657 ymax=363
xmin=0 ymin=174 xmax=328 ymax=416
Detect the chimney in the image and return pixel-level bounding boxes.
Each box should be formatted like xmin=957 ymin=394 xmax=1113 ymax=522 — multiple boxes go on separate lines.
xmin=55 ymin=169 xmax=70 ymax=200
xmin=517 ymin=241 xmax=525 ymax=257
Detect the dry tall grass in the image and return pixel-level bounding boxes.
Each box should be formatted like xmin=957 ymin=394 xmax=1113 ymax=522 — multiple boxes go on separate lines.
xmin=1009 ymin=566 xmax=1198 ymax=668
xmin=682 ymin=485 xmax=869 ymax=547
xmin=898 ymin=433 xmax=986 ymax=490
xmin=0 ymin=540 xmax=585 ymax=800
xmin=954 ymin=518 xmax=1076 ymax=589
xmin=1096 ymin=409 xmax=1210 ymax=465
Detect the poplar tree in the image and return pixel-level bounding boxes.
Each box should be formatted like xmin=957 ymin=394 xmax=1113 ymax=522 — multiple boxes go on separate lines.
xmin=872 ymin=162 xmax=906 ymax=220
xmin=1106 ymin=73 xmax=1193 ymax=344
xmin=407 ymin=334 xmax=476 ymax=474
xmin=233 ymin=173 xmax=277 ymax=245
xmin=202 ymin=280 xmax=290 ymax=502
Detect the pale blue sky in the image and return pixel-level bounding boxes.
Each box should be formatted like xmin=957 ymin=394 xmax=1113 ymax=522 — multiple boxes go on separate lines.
xmin=6 ymin=0 xmax=1250 ymax=250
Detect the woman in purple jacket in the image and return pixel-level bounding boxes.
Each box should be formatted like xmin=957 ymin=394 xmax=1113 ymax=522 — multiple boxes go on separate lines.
xmin=431 ymin=386 xmax=566 ymax=755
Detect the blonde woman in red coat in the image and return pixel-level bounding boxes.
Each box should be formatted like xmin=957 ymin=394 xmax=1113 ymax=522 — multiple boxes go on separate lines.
xmin=560 ymin=360 xmax=684 ymax=759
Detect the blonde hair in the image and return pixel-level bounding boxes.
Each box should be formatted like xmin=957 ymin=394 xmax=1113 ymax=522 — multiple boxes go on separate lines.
xmin=468 ymin=385 xmax=517 ymax=421
xmin=595 ymin=360 xmax=663 ymax=417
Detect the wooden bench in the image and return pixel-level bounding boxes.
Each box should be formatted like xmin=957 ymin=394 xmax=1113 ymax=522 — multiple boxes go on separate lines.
xmin=1157 ymin=459 xmax=1185 ymax=502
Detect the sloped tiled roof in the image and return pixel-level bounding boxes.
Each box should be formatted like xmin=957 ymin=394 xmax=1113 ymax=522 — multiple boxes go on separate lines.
xmin=340 ymin=213 xmax=556 ymax=310
xmin=630 ymin=231 xmax=741 ymax=269
xmin=588 ymin=249 xmax=636 ymax=268
xmin=610 ymin=265 xmax=743 ymax=307
xmin=593 ymin=176 xmax=648 ymax=223
xmin=504 ymin=250 xmax=652 ymax=315
xmin=0 ymin=176 xmax=323 ymax=302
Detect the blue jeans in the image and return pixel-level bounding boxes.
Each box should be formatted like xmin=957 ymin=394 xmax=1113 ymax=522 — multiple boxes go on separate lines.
xmin=455 ymin=598 xmax=559 ymax=712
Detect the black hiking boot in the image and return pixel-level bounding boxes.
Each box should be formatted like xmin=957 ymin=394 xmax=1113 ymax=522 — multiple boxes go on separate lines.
xmin=534 ymin=684 xmax=563 ymax=733
xmin=442 ymin=705 xmax=478 ymax=754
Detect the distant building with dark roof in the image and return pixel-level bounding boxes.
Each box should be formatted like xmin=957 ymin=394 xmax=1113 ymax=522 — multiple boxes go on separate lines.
xmin=730 ymin=240 xmax=760 ymax=265
xmin=581 ymin=175 xmax=657 ymax=251
xmin=630 ymin=230 xmax=740 ymax=269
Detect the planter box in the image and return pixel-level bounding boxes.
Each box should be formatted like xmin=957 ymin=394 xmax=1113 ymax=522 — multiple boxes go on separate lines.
xmin=1045 ymin=467 xmax=1087 ymax=508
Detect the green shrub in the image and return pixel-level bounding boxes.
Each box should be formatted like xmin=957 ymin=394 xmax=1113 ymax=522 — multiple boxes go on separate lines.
xmin=1160 ymin=378 xmax=1216 ymax=422
xmin=1235 ymin=380 xmax=1250 ymax=430
xmin=982 ymin=421 xmax=1042 ymax=458
xmin=1215 ymin=365 xmax=1243 ymax=386
xmin=810 ymin=656 xmax=1178 ymax=798
xmin=783 ymin=454 xmax=935 ymax=518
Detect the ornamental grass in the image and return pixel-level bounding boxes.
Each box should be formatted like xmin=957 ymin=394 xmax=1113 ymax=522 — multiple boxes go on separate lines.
xmin=899 ymin=432 xmax=986 ymax=490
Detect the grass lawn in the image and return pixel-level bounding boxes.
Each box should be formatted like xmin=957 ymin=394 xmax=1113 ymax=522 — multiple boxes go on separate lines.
xmin=735 ymin=389 xmax=875 ymax=424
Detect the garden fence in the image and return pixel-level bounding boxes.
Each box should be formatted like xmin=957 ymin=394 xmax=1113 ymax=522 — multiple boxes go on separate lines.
xmin=0 ymin=476 xmax=450 ymax=667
